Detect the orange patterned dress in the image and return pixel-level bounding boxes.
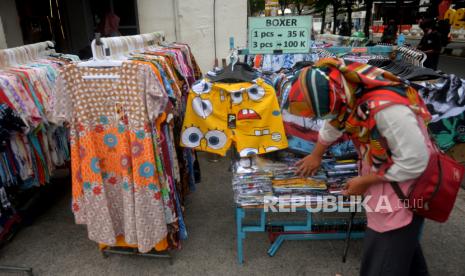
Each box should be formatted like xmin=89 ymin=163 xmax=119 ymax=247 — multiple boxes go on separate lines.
xmin=53 ymin=62 xmax=169 ymax=253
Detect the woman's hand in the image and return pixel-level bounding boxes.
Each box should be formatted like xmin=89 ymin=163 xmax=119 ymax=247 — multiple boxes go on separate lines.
xmin=295 ymin=154 xmax=322 ymax=177
xmin=343 ymin=175 xmax=381 ymax=196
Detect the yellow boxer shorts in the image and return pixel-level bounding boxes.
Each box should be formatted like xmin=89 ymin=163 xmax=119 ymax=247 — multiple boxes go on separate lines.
xmin=181 ymin=78 xmax=288 ymax=157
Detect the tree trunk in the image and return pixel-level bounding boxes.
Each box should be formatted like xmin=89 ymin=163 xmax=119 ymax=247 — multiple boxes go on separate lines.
xmin=280 ymin=0 xmax=287 ymax=16
xmin=321 ymin=7 xmax=327 ymax=34
xmin=347 ymin=0 xmax=352 ymax=31
xmin=297 ymin=3 xmax=304 ymax=15
xmin=364 ymin=0 xmax=373 ymax=37
xmin=332 ymin=3 xmax=339 ymax=34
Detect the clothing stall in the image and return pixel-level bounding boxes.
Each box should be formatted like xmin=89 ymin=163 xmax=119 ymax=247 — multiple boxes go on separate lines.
xmin=0 ymin=34 xmax=203 ymax=274
xmin=0 ymin=40 xmax=79 ymax=275
xmin=179 ymin=39 xmax=465 ymax=263
xmin=52 ymin=31 xmax=202 ymax=260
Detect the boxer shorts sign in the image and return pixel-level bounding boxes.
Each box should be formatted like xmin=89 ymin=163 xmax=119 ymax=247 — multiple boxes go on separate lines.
xmin=248 ymin=16 xmax=312 ymax=54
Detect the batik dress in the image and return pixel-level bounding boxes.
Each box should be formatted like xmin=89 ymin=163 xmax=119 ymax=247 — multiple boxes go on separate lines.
xmin=53 ymin=62 xmax=169 ymax=253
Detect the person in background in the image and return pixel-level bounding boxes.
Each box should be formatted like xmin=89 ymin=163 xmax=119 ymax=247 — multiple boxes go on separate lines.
xmin=381 ymin=20 xmax=397 ymax=44
xmin=418 ymin=19 xmax=442 ymax=70
xmin=294 ymin=58 xmax=430 ymax=276
xmin=438 ymin=19 xmax=451 ymax=53
xmin=339 ymin=22 xmax=351 ymax=37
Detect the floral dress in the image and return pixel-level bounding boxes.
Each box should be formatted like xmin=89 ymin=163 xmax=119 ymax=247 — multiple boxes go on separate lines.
xmin=53 ymin=62 xmax=169 ymax=253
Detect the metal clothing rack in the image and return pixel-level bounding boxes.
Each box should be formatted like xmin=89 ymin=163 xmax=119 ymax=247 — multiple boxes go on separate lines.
xmin=84 ymin=31 xmax=177 ymax=262
xmin=0 ymin=41 xmax=55 ymax=68
xmin=395 ymin=46 xmax=427 ymax=67
xmin=91 ymin=31 xmax=165 ymax=60
xmin=0 ymin=40 xmax=59 ymax=276
xmin=236 ymin=45 xmax=395 ymax=56
xmin=322 ymin=45 xmax=394 ymax=56
xmin=0 ymin=265 xmax=33 ymax=276
xmin=101 ymin=247 xmax=174 ymax=265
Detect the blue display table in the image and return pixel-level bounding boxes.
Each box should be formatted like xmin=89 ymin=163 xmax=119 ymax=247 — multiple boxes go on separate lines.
xmin=235 ymin=205 xmax=366 ymax=264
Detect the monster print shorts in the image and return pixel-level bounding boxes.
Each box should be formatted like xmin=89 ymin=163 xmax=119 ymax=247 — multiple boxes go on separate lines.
xmin=181 ymin=78 xmax=288 ymax=157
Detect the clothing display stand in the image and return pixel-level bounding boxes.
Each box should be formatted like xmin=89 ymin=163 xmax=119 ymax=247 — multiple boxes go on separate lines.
xmin=91 ymin=31 xmax=165 ymax=60
xmin=101 ymin=247 xmax=174 ymax=265
xmin=82 ymin=31 xmax=181 ymax=263
xmin=0 ymin=40 xmax=63 ymax=276
xmin=231 ymin=151 xmax=366 ymax=264
xmin=0 ymin=41 xmax=68 ymax=276
xmin=0 ymin=40 xmax=55 ymax=67
xmin=236 ymin=45 xmax=394 ymax=57
xmin=0 ymin=265 xmax=33 ymax=276
xmin=395 ymin=46 xmax=427 ymax=67
xmin=228 ymin=46 xmax=378 ymax=264
xmin=236 ymin=206 xmax=365 ymax=264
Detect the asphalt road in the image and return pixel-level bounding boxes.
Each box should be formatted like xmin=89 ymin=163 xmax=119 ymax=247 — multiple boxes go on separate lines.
xmin=439 ymin=55 xmax=465 ymax=78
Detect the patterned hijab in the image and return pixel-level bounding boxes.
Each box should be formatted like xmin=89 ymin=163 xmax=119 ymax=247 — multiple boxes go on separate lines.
xmin=289 ymin=58 xmax=431 ymax=168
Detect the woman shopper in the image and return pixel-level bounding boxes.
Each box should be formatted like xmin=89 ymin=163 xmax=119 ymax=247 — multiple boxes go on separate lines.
xmin=293 ymin=58 xmax=430 ymax=276
xmin=418 ymin=19 xmax=442 ymax=70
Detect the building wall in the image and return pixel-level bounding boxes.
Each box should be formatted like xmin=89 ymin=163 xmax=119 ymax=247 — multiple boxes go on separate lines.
xmin=0 ymin=17 xmax=7 ymax=49
xmin=137 ymin=0 xmax=248 ymax=72
xmin=0 ymin=0 xmax=24 ymax=48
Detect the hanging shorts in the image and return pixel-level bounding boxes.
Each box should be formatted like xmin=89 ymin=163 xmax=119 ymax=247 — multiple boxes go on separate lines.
xmin=181 ymin=78 xmax=288 ymax=157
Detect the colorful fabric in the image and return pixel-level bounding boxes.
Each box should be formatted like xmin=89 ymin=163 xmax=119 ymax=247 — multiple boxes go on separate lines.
xmin=0 ymin=104 xmax=25 ymax=151
xmin=428 ymin=112 xmax=465 ymax=151
xmin=53 ymin=62 xmax=169 ymax=253
xmin=181 ymin=78 xmax=288 ymax=157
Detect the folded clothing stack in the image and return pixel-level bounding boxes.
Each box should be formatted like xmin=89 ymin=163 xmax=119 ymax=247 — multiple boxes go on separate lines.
xmin=232 ymin=159 xmax=273 ymax=206
xmin=322 ymin=159 xmax=359 ymax=195
xmin=232 ymin=153 xmax=359 ymax=206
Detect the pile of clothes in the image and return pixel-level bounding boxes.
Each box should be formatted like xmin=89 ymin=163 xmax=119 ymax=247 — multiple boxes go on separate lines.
xmin=232 ymin=152 xmax=358 ymax=206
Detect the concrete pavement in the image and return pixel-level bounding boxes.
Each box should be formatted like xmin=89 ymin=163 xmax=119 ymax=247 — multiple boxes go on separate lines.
xmin=439 ymin=55 xmax=465 ymax=79
xmin=0 ymin=154 xmax=465 ymax=275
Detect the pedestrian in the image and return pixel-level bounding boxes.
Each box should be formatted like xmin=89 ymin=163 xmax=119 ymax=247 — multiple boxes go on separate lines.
xmin=339 ymin=22 xmax=351 ymax=37
xmin=418 ymin=19 xmax=442 ymax=70
xmin=381 ymin=20 xmax=397 ymax=44
xmin=293 ymin=58 xmax=430 ymax=276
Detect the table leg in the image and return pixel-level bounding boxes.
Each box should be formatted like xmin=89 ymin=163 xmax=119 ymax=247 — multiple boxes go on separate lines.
xmin=236 ymin=207 xmax=245 ymax=264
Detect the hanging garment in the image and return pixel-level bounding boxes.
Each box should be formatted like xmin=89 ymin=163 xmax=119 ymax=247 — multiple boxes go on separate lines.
xmin=0 ymin=53 xmax=74 ymax=241
xmin=53 ymin=62 xmax=170 ymax=253
xmin=0 ymin=104 xmax=25 ymax=150
xmin=415 ymin=74 xmax=465 ymax=122
xmin=428 ymin=112 xmax=465 ymax=151
xmin=180 ymin=78 xmax=288 ymax=157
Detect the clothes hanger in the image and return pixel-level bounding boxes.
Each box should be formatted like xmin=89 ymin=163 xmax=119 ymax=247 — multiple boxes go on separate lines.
xmin=292 ymin=60 xmax=313 ymax=71
xmin=79 ymin=38 xmax=123 ymax=72
xmin=208 ymin=49 xmax=257 ymax=83
xmin=79 ymin=32 xmax=165 ymax=78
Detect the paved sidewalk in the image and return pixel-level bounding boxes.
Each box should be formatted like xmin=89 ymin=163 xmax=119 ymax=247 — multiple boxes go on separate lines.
xmin=439 ymin=55 xmax=465 ymax=78
xmin=0 ymin=154 xmax=464 ymax=275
